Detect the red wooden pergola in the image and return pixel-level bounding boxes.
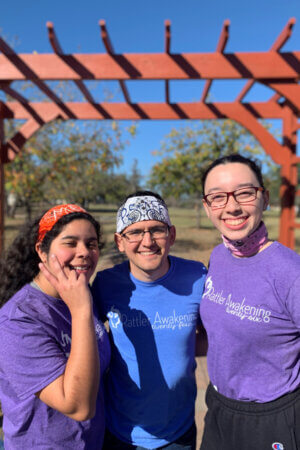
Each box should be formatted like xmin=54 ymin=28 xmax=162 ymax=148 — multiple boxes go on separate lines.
xmin=0 ymin=19 xmax=300 ymax=252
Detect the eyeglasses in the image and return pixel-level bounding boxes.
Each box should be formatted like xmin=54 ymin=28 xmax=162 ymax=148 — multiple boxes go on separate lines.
xmin=121 ymin=226 xmax=169 ymax=243
xmin=203 ymin=186 xmax=265 ymax=209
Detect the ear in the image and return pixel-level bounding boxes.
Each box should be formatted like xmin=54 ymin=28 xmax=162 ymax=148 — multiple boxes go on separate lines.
xmin=263 ymin=189 xmax=270 ymax=211
xmin=202 ymin=199 xmax=211 ymax=219
xmin=114 ymin=233 xmax=125 ymax=252
xmin=169 ymin=225 xmax=176 ymax=246
xmin=35 ymin=242 xmax=47 ymax=264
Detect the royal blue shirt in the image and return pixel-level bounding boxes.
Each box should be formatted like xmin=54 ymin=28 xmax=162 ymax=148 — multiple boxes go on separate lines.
xmin=92 ymin=255 xmax=207 ymax=448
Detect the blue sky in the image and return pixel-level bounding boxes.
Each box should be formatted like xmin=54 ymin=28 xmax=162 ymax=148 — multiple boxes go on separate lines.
xmin=2 ymin=0 xmax=300 ymax=180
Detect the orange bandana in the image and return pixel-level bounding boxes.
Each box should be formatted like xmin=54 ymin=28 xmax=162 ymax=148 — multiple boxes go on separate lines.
xmin=37 ymin=204 xmax=87 ymax=243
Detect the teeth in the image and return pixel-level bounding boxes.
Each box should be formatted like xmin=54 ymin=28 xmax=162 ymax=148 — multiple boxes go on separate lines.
xmin=224 ymin=218 xmax=246 ymax=225
xmin=139 ymin=251 xmax=157 ymax=255
xmin=72 ymin=266 xmax=89 ymax=270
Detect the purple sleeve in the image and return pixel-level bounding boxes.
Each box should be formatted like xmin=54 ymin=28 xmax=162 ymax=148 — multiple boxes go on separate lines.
xmin=0 ymin=315 xmax=67 ymax=400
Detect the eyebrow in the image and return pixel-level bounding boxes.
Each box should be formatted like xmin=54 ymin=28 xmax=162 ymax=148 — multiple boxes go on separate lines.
xmin=61 ymin=235 xmax=98 ymax=241
xmin=206 ymin=183 xmax=256 ymax=193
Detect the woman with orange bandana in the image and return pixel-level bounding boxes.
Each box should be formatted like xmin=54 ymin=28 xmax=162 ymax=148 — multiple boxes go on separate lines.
xmin=0 ymin=204 xmax=110 ymax=449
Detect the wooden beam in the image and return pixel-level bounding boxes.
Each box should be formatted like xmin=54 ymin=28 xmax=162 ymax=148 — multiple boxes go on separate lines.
xmin=0 ymin=83 xmax=45 ymax=125
xmin=47 ymin=21 xmax=101 ymax=109
xmin=0 ymin=51 xmax=299 ymax=81
xmin=3 ymin=100 xmax=286 ymax=121
xmin=271 ymin=17 xmax=296 ymax=51
xmin=236 ymin=18 xmax=296 ymax=102
xmin=2 ymin=100 xmax=288 ymax=165
xmin=266 ymin=82 xmax=300 ymax=112
xmin=201 ymin=19 xmax=230 ymax=102
xmin=99 ymin=20 xmax=131 ymax=103
xmin=0 ymin=37 xmax=76 ymax=118
xmin=165 ymin=20 xmax=171 ymax=103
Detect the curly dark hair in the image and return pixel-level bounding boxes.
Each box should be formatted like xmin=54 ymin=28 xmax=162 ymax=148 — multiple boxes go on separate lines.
xmin=0 ymin=211 xmax=104 ymax=307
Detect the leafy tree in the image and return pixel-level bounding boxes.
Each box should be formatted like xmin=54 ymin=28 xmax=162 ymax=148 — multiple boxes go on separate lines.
xmin=148 ymin=120 xmax=276 ymax=227
xmin=128 ymin=159 xmax=142 ymax=193
xmin=95 ymin=173 xmax=133 ymax=205
xmin=4 ymin=143 xmax=48 ymax=220
xmin=92 ymin=160 xmax=143 ymax=205
xmin=5 ymin=119 xmax=136 ymax=218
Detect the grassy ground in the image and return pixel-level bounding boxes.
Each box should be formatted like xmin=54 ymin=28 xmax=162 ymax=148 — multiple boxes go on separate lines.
xmin=1 ymin=205 xmax=300 ymax=442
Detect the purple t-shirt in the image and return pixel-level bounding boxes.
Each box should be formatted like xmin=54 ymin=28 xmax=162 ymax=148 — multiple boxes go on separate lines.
xmin=200 ymin=241 xmax=300 ymax=402
xmin=0 ymin=284 xmax=110 ymax=449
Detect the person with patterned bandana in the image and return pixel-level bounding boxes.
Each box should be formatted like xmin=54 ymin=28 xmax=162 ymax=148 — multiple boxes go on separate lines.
xmin=92 ymin=191 xmax=207 ymax=449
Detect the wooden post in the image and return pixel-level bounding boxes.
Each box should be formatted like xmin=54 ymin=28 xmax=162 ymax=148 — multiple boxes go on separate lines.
xmin=279 ymin=107 xmax=298 ymax=248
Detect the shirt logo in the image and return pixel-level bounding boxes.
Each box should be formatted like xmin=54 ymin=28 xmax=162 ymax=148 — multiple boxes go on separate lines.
xmin=203 ymin=276 xmax=272 ymax=324
xmin=107 ymin=307 xmax=197 ymax=330
xmin=272 ymin=443 xmax=284 ymax=450
xmin=107 ymin=307 xmax=121 ymax=328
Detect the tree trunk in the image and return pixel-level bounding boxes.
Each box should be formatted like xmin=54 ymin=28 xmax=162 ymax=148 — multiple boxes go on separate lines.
xmin=195 ymin=200 xmax=201 ymax=229
xmin=25 ymin=200 xmax=32 ymax=222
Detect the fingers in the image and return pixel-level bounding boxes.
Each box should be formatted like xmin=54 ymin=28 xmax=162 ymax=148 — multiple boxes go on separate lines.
xmin=39 ymin=253 xmax=91 ymax=293
xmin=38 ymin=261 xmax=59 ymax=287
xmin=47 ymin=255 xmax=88 ymax=284
xmin=38 ymin=254 xmax=69 ymax=293
xmin=49 ymin=254 xmax=68 ymax=280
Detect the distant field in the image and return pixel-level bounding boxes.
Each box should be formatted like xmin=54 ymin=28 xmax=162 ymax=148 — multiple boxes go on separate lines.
xmin=3 ymin=204 xmax=300 ymax=269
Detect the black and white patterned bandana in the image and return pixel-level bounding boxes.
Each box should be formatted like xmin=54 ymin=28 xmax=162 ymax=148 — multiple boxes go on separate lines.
xmin=116 ymin=196 xmax=172 ymax=233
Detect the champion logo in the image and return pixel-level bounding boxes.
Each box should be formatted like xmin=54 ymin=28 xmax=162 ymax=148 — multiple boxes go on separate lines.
xmin=272 ymin=443 xmax=284 ymax=450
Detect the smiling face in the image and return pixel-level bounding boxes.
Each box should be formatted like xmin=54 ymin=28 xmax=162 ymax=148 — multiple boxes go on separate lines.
xmin=115 ymin=219 xmax=176 ymax=282
xmin=36 ymin=219 xmax=99 ymax=296
xmin=203 ymin=162 xmax=269 ymax=241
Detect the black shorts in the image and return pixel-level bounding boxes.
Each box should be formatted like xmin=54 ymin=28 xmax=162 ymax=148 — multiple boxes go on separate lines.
xmin=200 ymin=383 xmax=300 ymax=450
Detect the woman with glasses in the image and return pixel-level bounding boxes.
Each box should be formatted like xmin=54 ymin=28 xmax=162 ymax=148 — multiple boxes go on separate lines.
xmin=200 ymin=154 xmax=300 ymax=450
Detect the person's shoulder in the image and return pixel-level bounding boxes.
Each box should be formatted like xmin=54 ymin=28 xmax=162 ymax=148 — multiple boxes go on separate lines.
xmin=269 ymin=242 xmax=300 ymax=271
xmin=273 ymin=241 xmax=300 ymax=261
xmin=207 ymin=243 xmax=226 ymax=263
xmin=0 ymin=284 xmax=44 ymax=323
xmin=93 ymin=261 xmax=129 ymax=284
xmin=210 ymin=243 xmax=225 ymax=255
xmin=267 ymin=243 xmax=300 ymax=300
xmin=170 ymin=255 xmax=207 ymax=274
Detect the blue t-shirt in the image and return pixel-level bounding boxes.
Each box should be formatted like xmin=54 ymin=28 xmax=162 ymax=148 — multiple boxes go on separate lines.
xmin=92 ymin=255 xmax=207 ymax=448
xmin=200 ymin=241 xmax=300 ymax=402
xmin=0 ymin=284 xmax=111 ymax=449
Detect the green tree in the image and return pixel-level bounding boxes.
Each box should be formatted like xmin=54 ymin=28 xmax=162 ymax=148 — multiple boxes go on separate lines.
xmin=149 ymin=120 xmax=275 ymax=227
xmin=128 ymin=159 xmax=142 ymax=193
xmin=95 ymin=173 xmax=133 ymax=205
xmin=5 ymin=119 xmax=136 ymax=218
